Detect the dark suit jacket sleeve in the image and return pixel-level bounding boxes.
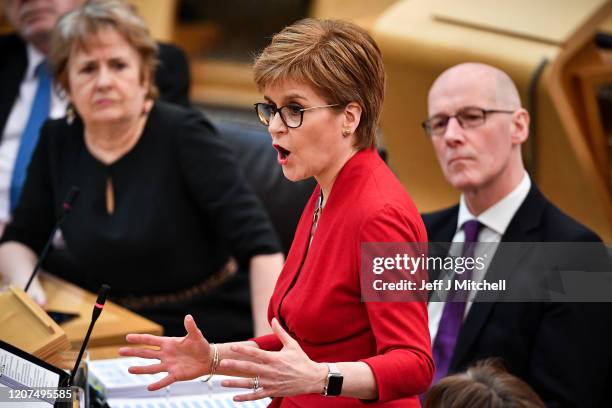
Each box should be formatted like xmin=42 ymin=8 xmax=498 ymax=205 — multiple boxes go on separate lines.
xmin=525 ymin=198 xmax=610 ymax=407
xmin=0 ymin=34 xmax=28 ymax=140
xmin=156 ymin=43 xmax=191 ymax=107
xmin=529 ymin=301 xmax=611 ymax=408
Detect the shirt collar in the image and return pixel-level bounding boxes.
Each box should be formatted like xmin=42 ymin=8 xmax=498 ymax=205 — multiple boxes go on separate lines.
xmin=25 ymin=43 xmax=46 ymax=81
xmin=457 ymin=171 xmax=531 ymax=235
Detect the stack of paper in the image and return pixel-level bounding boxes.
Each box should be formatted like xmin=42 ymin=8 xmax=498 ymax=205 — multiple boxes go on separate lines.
xmin=0 ymin=345 xmax=64 ymax=407
xmin=106 ymin=394 xmax=270 ymax=408
xmin=89 ymin=357 xmax=272 ymax=407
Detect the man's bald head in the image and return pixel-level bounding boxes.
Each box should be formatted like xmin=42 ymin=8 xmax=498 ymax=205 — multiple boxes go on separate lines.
xmin=428 ymin=62 xmax=522 ymax=116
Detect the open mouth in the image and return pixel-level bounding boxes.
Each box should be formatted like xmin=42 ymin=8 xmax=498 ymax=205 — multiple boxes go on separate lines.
xmin=273 ymin=144 xmax=291 ymax=162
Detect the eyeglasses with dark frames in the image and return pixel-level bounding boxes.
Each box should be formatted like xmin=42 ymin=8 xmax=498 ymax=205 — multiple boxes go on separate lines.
xmin=254 ymin=103 xmax=340 ymax=129
xmin=422 ymin=107 xmax=515 ymax=137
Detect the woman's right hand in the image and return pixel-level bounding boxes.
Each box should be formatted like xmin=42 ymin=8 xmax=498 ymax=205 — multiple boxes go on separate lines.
xmin=0 ymin=242 xmax=47 ymax=306
xmin=2 ymin=275 xmax=47 ymax=306
xmin=24 ymin=276 xmax=47 ymax=306
xmin=118 ymin=314 xmax=212 ymax=391
xmin=5 ymin=273 xmax=47 ymax=306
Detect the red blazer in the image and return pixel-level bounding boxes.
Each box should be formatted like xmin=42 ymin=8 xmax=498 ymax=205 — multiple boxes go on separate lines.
xmin=254 ymin=148 xmax=433 ymax=407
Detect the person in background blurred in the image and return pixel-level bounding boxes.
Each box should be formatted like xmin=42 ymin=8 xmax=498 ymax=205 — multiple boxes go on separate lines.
xmin=0 ymin=0 xmax=190 ymax=236
xmin=0 ymin=0 xmax=283 ymax=340
xmin=120 ymin=18 xmax=433 ymax=407
xmin=425 ymin=359 xmax=545 ymax=408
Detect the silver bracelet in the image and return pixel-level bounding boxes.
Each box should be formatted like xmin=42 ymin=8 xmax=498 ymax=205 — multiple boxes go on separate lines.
xmin=201 ymin=343 xmax=219 ymax=382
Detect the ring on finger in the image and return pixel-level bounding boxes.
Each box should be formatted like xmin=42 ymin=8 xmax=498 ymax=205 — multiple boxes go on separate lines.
xmin=252 ymin=376 xmax=260 ymax=391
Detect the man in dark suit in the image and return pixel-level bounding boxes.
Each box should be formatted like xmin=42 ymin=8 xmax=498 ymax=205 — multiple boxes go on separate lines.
xmin=0 ymin=0 xmax=190 ymax=233
xmin=422 ymin=62 xmax=610 ymax=407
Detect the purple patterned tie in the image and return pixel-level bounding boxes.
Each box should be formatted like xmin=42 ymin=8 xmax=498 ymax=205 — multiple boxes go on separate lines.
xmin=431 ymin=219 xmax=482 ymax=384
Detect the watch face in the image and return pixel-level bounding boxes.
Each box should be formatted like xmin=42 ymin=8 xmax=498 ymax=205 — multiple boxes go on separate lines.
xmin=327 ymin=374 xmax=343 ymax=396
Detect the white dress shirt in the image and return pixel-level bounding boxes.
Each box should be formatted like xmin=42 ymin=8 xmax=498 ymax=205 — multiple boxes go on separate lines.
xmin=0 ymin=44 xmax=67 ymax=223
xmin=428 ymin=172 xmax=531 ymax=341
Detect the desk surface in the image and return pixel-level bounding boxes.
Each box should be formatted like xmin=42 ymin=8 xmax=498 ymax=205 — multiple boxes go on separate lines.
xmin=41 ymin=274 xmax=163 ymax=360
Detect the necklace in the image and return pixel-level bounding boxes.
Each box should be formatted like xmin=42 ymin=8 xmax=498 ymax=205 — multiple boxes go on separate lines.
xmin=310 ymin=189 xmax=324 ymax=240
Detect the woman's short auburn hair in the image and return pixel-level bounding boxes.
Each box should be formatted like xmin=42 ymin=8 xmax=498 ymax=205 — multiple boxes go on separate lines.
xmin=50 ymin=0 xmax=158 ymax=99
xmin=253 ymin=18 xmax=386 ymax=150
xmin=425 ymin=359 xmax=546 ymax=408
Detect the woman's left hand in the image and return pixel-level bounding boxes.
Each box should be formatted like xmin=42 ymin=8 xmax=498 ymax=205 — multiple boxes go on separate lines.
xmin=219 ymin=318 xmax=328 ymax=401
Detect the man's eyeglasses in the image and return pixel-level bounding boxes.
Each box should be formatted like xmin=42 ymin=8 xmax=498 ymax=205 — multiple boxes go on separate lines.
xmin=422 ymin=107 xmax=515 ymax=137
xmin=254 ymin=103 xmax=340 ymax=129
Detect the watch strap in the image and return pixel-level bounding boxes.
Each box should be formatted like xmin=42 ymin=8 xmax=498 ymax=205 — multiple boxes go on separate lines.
xmin=322 ymin=363 xmax=343 ymax=396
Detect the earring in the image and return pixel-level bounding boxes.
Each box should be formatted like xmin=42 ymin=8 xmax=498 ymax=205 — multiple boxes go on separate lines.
xmin=342 ymin=128 xmax=351 ymax=136
xmin=66 ymin=104 xmax=75 ymax=125
xmin=142 ymin=99 xmax=152 ymax=116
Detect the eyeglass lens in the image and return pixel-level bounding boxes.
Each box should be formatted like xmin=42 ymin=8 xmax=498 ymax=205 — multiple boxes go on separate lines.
xmin=256 ymin=104 xmax=303 ymax=128
xmin=428 ymin=108 xmax=487 ymax=135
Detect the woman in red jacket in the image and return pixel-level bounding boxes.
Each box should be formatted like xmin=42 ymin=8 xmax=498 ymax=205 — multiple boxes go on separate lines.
xmin=120 ymin=18 xmax=433 ymax=407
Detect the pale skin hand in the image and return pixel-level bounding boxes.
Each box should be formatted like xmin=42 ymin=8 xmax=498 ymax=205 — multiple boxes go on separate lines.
xmin=120 ymin=316 xmax=378 ymax=401
xmin=119 ymin=315 xmax=212 ymax=390
xmin=0 ymin=241 xmax=47 ymax=306
xmin=222 ymin=318 xmax=379 ymax=401
xmin=220 ymin=318 xmax=328 ymax=401
xmin=119 ymin=315 xmax=326 ymax=397
xmin=118 ymin=314 xmax=260 ymax=390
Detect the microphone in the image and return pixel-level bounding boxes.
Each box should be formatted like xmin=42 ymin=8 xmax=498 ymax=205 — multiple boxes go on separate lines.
xmin=24 ymin=186 xmax=79 ymax=292
xmin=68 ymin=284 xmax=110 ymax=386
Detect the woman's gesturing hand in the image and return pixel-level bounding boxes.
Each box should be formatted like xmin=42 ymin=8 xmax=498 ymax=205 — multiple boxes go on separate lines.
xmin=118 ymin=314 xmax=211 ymax=391
xmin=219 ymin=318 xmax=328 ymax=402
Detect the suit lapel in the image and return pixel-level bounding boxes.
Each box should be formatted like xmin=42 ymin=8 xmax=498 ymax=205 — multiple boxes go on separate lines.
xmin=424 ymin=207 xmax=458 ymax=302
xmin=428 ymin=211 xmax=458 ymax=242
xmin=450 ymin=184 xmax=546 ymax=370
xmin=0 ymin=34 xmax=28 ymax=140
